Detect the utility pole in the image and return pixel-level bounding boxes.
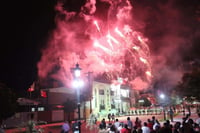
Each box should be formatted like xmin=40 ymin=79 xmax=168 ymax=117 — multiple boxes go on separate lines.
xmin=86 ymin=72 xmax=93 ymax=114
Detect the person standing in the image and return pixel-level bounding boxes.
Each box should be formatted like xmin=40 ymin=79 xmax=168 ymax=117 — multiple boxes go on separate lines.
xmin=153 ymin=119 xmax=160 ymax=131
xmin=127 ymin=117 xmax=133 ymax=131
xmin=151 ymin=116 xmax=156 ymax=125
xmin=99 ymin=118 xmax=106 ymax=130
xmin=27 ymin=113 xmax=37 ymax=133
xmin=196 ymin=113 xmax=200 ymax=126
xmin=86 ymin=113 xmax=96 ymax=130
xmin=72 ymin=120 xmax=79 ymax=133
xmin=114 ymin=119 xmax=120 ymax=132
xmin=141 ymin=122 xmax=150 ymax=133
xmin=0 ymin=120 xmax=5 ymax=133
xmin=108 ymin=113 xmax=111 ymax=122
xmin=121 ymin=124 xmax=130 ymax=133
xmin=111 ymin=113 xmax=115 ymax=122
xmin=0 ymin=128 xmax=4 ymax=133
xmin=61 ymin=120 xmax=70 ymax=133
xmin=169 ymin=107 xmax=174 ymax=122
xmin=147 ymin=119 xmax=153 ymax=131
xmin=134 ymin=117 xmax=142 ymax=129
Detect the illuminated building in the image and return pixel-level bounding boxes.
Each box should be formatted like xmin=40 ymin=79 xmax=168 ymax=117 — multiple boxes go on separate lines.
xmin=90 ymin=81 xmax=133 ymax=116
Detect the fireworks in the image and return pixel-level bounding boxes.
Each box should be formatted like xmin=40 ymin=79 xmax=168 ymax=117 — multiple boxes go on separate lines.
xmin=92 ymin=20 xmax=152 ymax=88
xmin=38 ymin=0 xmax=153 ymax=90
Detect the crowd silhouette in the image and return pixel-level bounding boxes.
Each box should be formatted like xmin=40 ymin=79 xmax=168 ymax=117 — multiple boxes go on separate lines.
xmin=98 ymin=113 xmax=200 ymax=133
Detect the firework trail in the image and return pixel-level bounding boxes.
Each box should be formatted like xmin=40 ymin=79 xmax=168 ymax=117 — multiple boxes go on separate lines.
xmin=37 ymin=0 xmax=152 ymax=90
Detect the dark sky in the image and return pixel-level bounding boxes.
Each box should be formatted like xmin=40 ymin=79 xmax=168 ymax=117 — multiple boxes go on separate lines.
xmin=1 ymin=0 xmax=56 ymax=94
xmin=1 ymin=0 xmax=200 ymax=95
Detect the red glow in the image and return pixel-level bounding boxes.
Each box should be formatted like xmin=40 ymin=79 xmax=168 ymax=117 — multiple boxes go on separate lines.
xmin=93 ymin=20 xmax=100 ymax=32
xmin=28 ymin=88 xmax=34 ymax=92
xmin=40 ymin=90 xmax=47 ymax=98
xmin=37 ymin=0 xmax=153 ymax=90
xmin=106 ymin=34 xmax=119 ymax=45
xmin=132 ymin=46 xmax=140 ymax=51
xmin=56 ymin=105 xmax=64 ymax=109
xmin=145 ymin=71 xmax=152 ymax=77
xmin=115 ymin=27 xmax=125 ymax=38
xmin=139 ymin=57 xmax=148 ymax=64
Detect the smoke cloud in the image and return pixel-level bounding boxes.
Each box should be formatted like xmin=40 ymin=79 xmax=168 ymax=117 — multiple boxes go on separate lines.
xmin=131 ymin=0 xmax=200 ymax=90
xmin=37 ymin=0 xmax=199 ymax=90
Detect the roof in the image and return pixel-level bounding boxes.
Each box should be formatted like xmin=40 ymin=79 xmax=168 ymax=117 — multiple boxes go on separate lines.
xmin=42 ymin=87 xmax=75 ymax=94
xmin=17 ymin=98 xmax=40 ymax=105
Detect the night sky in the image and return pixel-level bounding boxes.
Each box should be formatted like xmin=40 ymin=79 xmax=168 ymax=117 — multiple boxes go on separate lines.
xmin=1 ymin=0 xmax=56 ymax=95
xmin=1 ymin=0 xmax=200 ymax=96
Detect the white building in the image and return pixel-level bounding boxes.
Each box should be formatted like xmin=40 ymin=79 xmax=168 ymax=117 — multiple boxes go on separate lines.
xmin=88 ymin=81 xmax=133 ymax=117
xmin=38 ymin=81 xmax=135 ymax=120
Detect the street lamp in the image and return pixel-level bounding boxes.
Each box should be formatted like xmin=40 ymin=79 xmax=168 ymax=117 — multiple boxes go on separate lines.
xmin=160 ymin=94 xmax=165 ymax=99
xmin=72 ymin=63 xmax=83 ymax=133
xmin=159 ymin=93 xmax=166 ymax=120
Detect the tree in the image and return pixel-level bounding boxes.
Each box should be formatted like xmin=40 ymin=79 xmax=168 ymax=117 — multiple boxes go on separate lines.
xmin=0 ymin=83 xmax=18 ymax=121
xmin=176 ymin=68 xmax=200 ymax=100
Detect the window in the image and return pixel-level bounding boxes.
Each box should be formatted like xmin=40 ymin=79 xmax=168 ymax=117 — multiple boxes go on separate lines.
xmin=31 ymin=108 xmax=35 ymax=112
xmin=38 ymin=107 xmax=44 ymax=111
xmin=121 ymin=89 xmax=129 ymax=97
xmin=110 ymin=91 xmax=114 ymax=96
xmin=99 ymin=89 xmax=104 ymax=95
xmin=101 ymin=100 xmax=105 ymax=105
xmin=111 ymin=104 xmax=115 ymax=109
xmin=100 ymin=104 xmax=105 ymax=110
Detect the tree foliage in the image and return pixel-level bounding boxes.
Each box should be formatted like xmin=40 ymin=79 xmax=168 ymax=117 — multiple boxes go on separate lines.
xmin=177 ymin=68 xmax=200 ymax=100
xmin=0 ymin=83 xmax=18 ymax=121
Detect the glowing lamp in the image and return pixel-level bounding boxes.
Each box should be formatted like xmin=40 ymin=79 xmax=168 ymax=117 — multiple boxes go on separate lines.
xmin=72 ymin=79 xmax=84 ymax=88
xmin=74 ymin=63 xmax=81 ymax=78
xmin=160 ymin=94 xmax=165 ymax=99
xmin=71 ymin=63 xmax=83 ymax=133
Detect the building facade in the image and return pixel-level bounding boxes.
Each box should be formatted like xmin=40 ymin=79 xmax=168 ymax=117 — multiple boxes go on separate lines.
xmin=90 ymin=81 xmax=133 ymax=117
xmin=35 ymin=81 xmax=135 ymax=121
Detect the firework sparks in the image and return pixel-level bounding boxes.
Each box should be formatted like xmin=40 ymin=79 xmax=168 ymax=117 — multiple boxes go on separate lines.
xmin=106 ymin=34 xmax=120 ymax=45
xmin=146 ymin=71 xmax=152 ymax=77
xmin=38 ymin=0 xmax=153 ymax=90
xmin=132 ymin=46 xmax=140 ymax=51
xmin=115 ymin=27 xmax=125 ymax=38
xmin=93 ymin=40 xmax=112 ymax=54
xmin=93 ymin=20 xmax=100 ymax=32
xmin=139 ymin=57 xmax=148 ymax=64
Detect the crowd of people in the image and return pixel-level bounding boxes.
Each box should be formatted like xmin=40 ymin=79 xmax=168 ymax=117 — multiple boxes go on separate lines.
xmin=98 ymin=113 xmax=200 ymax=133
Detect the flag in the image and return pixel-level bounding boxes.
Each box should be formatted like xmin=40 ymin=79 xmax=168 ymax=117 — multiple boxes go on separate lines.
xmin=28 ymin=87 xmax=34 ymax=92
xmin=27 ymin=82 xmax=35 ymax=92
xmin=40 ymin=90 xmax=47 ymax=98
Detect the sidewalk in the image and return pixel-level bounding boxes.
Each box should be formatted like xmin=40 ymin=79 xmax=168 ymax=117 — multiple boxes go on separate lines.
xmin=4 ymin=111 xmax=199 ymax=133
xmin=160 ymin=110 xmax=199 ymax=126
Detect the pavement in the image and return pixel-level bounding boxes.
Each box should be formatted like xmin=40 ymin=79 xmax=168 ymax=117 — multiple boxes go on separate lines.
xmin=4 ymin=110 xmax=199 ymax=133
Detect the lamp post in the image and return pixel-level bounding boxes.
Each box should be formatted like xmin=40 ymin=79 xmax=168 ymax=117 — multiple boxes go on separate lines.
xmin=159 ymin=93 xmax=166 ymax=121
xmin=72 ymin=63 xmax=83 ymax=133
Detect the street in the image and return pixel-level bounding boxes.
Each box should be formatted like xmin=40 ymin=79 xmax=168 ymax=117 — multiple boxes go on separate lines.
xmin=5 ymin=110 xmax=198 ymax=133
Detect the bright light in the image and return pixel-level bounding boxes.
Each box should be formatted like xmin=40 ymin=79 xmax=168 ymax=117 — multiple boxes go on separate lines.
xmin=74 ymin=69 xmax=81 ymax=77
xmin=74 ymin=63 xmax=81 ymax=77
xmin=121 ymin=89 xmax=129 ymax=97
xmin=139 ymin=100 xmax=144 ymax=103
xmin=93 ymin=20 xmax=100 ymax=32
xmin=160 ymin=94 xmax=165 ymax=99
xmin=72 ymin=79 xmax=84 ymax=88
